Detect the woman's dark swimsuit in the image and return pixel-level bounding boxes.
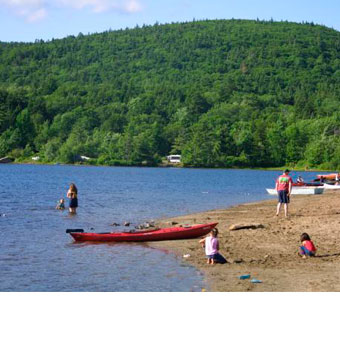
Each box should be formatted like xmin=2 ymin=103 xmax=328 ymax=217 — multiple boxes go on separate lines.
xmin=69 ymin=197 xmax=78 ymax=208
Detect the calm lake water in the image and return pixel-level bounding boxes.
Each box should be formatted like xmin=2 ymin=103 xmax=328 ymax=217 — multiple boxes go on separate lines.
xmin=0 ymin=164 xmax=327 ymax=291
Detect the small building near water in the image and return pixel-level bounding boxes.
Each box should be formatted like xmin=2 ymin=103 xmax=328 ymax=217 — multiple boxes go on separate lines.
xmin=166 ymin=155 xmax=181 ymax=164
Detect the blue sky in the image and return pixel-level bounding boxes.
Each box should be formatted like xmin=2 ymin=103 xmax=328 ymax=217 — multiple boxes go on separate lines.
xmin=0 ymin=0 xmax=339 ymax=42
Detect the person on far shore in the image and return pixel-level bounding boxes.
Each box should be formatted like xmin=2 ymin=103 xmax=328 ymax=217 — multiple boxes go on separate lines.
xmin=56 ymin=198 xmax=65 ymax=210
xmin=67 ymin=183 xmax=78 ymax=214
xmin=296 ymin=176 xmax=304 ymax=184
xmin=299 ymin=233 xmax=316 ymax=258
xmin=275 ymin=169 xmax=293 ymax=218
xmin=199 ymin=228 xmax=227 ymax=264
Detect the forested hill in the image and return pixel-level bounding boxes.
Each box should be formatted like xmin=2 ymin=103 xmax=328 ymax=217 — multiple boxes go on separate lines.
xmin=0 ymin=19 xmax=340 ymax=168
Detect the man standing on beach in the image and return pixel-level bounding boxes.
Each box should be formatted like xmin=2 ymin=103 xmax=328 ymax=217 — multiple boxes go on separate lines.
xmin=275 ymin=169 xmax=293 ymax=218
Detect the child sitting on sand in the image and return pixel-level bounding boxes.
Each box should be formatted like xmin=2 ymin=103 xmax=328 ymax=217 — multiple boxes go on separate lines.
xmin=56 ymin=198 xmax=65 ymax=210
xmin=199 ymin=228 xmax=226 ymax=264
xmin=299 ymin=233 xmax=316 ymax=258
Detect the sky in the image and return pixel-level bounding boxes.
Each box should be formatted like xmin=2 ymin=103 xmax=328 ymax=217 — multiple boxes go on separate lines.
xmin=0 ymin=0 xmax=339 ymax=42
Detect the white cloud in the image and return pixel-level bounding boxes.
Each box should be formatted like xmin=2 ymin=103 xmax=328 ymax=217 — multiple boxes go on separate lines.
xmin=3 ymin=0 xmax=42 ymax=6
xmin=0 ymin=0 xmax=46 ymax=21
xmin=56 ymin=0 xmax=142 ymax=13
xmin=0 ymin=0 xmax=143 ymax=22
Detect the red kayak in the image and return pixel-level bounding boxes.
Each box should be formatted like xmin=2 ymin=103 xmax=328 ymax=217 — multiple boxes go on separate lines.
xmin=68 ymin=222 xmax=218 ymax=242
xmin=293 ymin=182 xmax=323 ymax=187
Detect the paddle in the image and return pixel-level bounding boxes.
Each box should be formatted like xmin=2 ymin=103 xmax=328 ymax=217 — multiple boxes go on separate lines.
xmin=65 ymin=229 xmax=84 ymax=233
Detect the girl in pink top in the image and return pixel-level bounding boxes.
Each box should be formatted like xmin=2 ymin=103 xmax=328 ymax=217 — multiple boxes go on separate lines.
xmin=199 ymin=228 xmax=226 ymax=264
xmin=299 ymin=233 xmax=316 ymax=258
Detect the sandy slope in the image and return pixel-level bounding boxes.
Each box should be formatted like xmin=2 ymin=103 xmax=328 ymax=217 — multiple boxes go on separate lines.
xmin=151 ymin=190 xmax=340 ymax=291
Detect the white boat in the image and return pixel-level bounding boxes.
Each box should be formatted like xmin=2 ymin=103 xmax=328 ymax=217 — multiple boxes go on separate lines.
xmin=323 ymin=183 xmax=340 ymax=190
xmin=266 ymin=187 xmax=324 ymax=195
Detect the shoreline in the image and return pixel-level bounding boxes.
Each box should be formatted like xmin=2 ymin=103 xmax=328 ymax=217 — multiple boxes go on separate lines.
xmin=1 ymin=161 xmax=336 ymax=172
xmin=152 ymin=190 xmax=340 ymax=291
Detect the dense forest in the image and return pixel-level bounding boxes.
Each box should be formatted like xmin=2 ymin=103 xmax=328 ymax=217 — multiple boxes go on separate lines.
xmin=0 ymin=19 xmax=339 ymax=168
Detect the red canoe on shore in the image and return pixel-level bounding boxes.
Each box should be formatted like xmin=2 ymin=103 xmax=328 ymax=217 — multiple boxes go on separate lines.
xmin=68 ymin=222 xmax=218 ymax=242
xmin=293 ymin=182 xmax=323 ymax=187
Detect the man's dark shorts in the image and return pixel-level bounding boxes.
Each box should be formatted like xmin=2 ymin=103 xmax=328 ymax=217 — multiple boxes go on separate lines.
xmin=278 ymin=190 xmax=290 ymax=203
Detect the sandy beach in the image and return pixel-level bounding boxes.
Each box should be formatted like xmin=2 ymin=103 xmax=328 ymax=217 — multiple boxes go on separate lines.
xmin=152 ymin=190 xmax=340 ymax=292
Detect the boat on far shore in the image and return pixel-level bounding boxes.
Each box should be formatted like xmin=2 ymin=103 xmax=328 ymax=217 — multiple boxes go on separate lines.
xmin=316 ymin=173 xmax=339 ymax=181
xmin=266 ymin=187 xmax=324 ymax=195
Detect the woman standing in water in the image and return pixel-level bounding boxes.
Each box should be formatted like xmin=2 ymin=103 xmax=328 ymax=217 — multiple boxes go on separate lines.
xmin=67 ymin=183 xmax=78 ymax=213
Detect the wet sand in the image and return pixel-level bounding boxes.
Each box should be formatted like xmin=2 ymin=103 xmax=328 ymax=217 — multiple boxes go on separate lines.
xmin=151 ymin=190 xmax=340 ymax=291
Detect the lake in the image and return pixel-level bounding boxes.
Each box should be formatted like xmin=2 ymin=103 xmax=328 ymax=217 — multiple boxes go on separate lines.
xmin=0 ymin=164 xmax=326 ymax=291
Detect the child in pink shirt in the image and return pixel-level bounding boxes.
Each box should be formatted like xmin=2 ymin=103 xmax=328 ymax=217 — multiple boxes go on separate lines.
xmin=299 ymin=233 xmax=316 ymax=258
xmin=199 ymin=228 xmax=226 ymax=264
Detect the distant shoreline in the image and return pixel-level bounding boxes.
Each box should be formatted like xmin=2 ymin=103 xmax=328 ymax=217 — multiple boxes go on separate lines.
xmin=1 ymin=161 xmax=335 ymax=173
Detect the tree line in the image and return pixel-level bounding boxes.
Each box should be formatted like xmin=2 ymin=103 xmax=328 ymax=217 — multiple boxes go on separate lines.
xmin=0 ymin=19 xmax=339 ymax=168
